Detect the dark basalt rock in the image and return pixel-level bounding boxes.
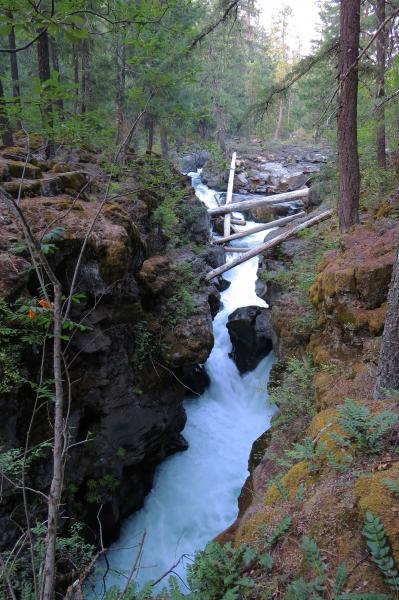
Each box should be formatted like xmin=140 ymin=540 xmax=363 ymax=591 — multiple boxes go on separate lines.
xmin=227 ymin=306 xmax=273 ymax=374
xmin=179 ymin=150 xmax=210 ymax=174
xmin=0 ymin=157 xmax=218 ymax=551
xmin=180 ymin=364 xmax=211 ymax=395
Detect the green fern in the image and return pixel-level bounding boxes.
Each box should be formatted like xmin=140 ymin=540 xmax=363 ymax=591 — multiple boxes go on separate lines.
xmin=285 ymin=437 xmax=327 ymax=473
xmin=336 ymin=400 xmax=398 ymax=454
xmin=267 ymin=516 xmax=292 ymax=547
xmin=258 ymin=553 xmax=274 ymax=570
xmin=334 ymin=563 xmax=348 ymax=595
xmin=302 ymin=536 xmax=326 ymax=575
xmin=362 ymin=511 xmax=399 ymax=588
xmin=383 ymin=478 xmax=399 ymax=496
xmin=285 ymin=576 xmax=325 ymax=599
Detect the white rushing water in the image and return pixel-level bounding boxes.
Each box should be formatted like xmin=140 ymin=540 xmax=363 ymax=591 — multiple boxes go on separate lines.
xmin=92 ymin=172 xmax=276 ymax=595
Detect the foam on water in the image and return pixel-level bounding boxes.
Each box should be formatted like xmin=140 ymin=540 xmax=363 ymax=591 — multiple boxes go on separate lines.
xmin=91 ymin=173 xmax=276 ymax=594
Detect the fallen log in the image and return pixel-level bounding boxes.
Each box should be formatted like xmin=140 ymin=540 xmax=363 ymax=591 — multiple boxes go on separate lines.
xmin=231 ymin=217 xmax=246 ymax=225
xmin=208 ymin=188 xmax=309 ymax=217
xmin=225 ymin=246 xmax=250 ymax=252
xmin=224 ymin=152 xmax=237 ymax=237
xmin=213 ymin=211 xmax=306 ymax=245
xmin=206 ymin=209 xmax=333 ymax=281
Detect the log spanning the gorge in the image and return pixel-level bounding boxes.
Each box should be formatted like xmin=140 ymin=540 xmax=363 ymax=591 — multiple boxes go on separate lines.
xmin=213 ymin=211 xmax=306 ymax=245
xmin=224 ymin=152 xmax=237 ymax=237
xmin=206 ymin=209 xmax=333 ymax=281
xmin=208 ymin=188 xmax=310 ymax=217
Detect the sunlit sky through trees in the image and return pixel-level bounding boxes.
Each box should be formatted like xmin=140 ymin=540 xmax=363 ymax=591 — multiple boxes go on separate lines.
xmin=260 ymin=0 xmax=321 ymax=54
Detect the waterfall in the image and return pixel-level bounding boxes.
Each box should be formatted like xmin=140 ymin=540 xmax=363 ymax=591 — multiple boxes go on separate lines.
xmin=91 ymin=173 xmax=276 ymax=595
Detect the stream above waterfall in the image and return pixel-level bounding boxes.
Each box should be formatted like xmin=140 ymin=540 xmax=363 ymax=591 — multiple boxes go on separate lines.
xmin=91 ymin=172 xmax=277 ymax=595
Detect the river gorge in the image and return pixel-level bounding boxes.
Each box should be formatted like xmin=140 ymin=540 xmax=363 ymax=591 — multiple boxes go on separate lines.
xmin=91 ymin=170 xmax=278 ymax=593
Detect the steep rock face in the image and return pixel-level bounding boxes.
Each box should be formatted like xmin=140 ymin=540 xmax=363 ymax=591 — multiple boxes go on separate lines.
xmin=0 ymin=148 xmax=221 ymax=547
xmin=218 ymin=214 xmax=399 ymax=595
xmin=227 ymin=306 xmax=273 ymax=373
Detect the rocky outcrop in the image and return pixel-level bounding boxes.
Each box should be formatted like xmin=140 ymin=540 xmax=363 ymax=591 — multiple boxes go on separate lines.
xmin=0 ymin=147 xmax=220 ymax=548
xmin=227 ymin=306 xmax=273 ymax=373
xmin=218 ymin=209 xmax=399 ymax=596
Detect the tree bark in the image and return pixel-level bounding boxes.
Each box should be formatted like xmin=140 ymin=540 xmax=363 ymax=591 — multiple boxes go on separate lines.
xmin=374 ymin=244 xmax=399 ymax=399
xmin=5 ymin=11 xmax=22 ymax=129
xmin=49 ymin=37 xmax=64 ymax=113
xmin=160 ymin=125 xmax=169 ymax=160
xmin=40 ymin=284 xmax=64 ymax=600
xmin=215 ymin=105 xmax=227 ymax=154
xmin=274 ymin=96 xmax=284 ymax=141
xmin=146 ymin=116 xmax=155 ymax=153
xmin=376 ymin=0 xmax=387 ymax=169
xmin=0 ymin=77 xmax=14 ymax=146
xmin=72 ymin=42 xmax=79 ymax=115
xmin=337 ymin=0 xmax=361 ymax=233
xmin=114 ymin=36 xmax=126 ymax=144
xmin=80 ymin=39 xmax=91 ymax=114
xmin=37 ymin=28 xmax=53 ymax=158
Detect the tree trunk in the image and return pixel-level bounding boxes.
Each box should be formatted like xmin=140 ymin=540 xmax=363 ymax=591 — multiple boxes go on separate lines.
xmin=337 ymin=0 xmax=361 ymax=233
xmin=40 ymin=283 xmax=64 ymax=600
xmin=37 ymin=28 xmax=54 ymax=158
xmin=114 ymin=37 xmax=126 ymax=144
xmin=376 ymin=0 xmax=387 ymax=169
xmin=49 ymin=37 xmax=64 ymax=114
xmin=0 ymin=77 xmax=14 ymax=146
xmin=146 ymin=116 xmax=155 ymax=153
xmin=6 ymin=11 xmax=22 ymax=129
xmin=274 ymin=96 xmax=284 ymax=141
xmin=160 ymin=125 xmax=169 ymax=160
xmin=215 ymin=105 xmax=227 ymax=154
xmin=374 ymin=244 xmax=399 ymax=399
xmin=72 ymin=42 xmax=79 ymax=115
xmin=81 ymin=39 xmax=91 ymax=115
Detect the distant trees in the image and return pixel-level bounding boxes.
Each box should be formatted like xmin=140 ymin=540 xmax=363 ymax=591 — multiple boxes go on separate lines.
xmin=337 ymin=0 xmax=361 ymax=233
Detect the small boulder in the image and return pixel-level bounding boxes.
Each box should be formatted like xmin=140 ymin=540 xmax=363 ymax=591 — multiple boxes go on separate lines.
xmin=227 ymin=306 xmax=273 ymax=373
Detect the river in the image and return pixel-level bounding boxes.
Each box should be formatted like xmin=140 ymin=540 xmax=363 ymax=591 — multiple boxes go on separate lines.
xmin=91 ymin=171 xmax=276 ymax=596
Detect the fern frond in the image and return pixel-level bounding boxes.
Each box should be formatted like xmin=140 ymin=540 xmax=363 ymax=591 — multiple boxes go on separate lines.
xmin=302 ymin=536 xmax=326 ymax=575
xmin=383 ymin=478 xmax=399 ymax=496
xmin=268 ymin=516 xmax=292 ymax=547
xmin=362 ymin=511 xmax=399 ymax=589
xmin=334 ymin=562 xmax=348 ymax=595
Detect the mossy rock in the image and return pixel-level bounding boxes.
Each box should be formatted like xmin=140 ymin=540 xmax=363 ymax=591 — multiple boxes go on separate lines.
xmin=7 ymin=159 xmax=42 ymax=180
xmin=235 ymin=504 xmax=285 ymax=545
xmin=58 ymin=171 xmax=88 ymax=193
xmin=3 ymin=179 xmax=41 ymax=198
xmin=355 ymin=462 xmax=399 ymax=564
xmin=50 ymin=162 xmax=76 ymax=174
xmin=264 ymin=461 xmax=311 ymax=506
xmin=14 ymin=131 xmax=44 ymax=150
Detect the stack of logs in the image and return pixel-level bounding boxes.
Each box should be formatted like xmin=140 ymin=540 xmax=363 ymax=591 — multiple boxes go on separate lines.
xmin=205 ymin=153 xmax=332 ymax=281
